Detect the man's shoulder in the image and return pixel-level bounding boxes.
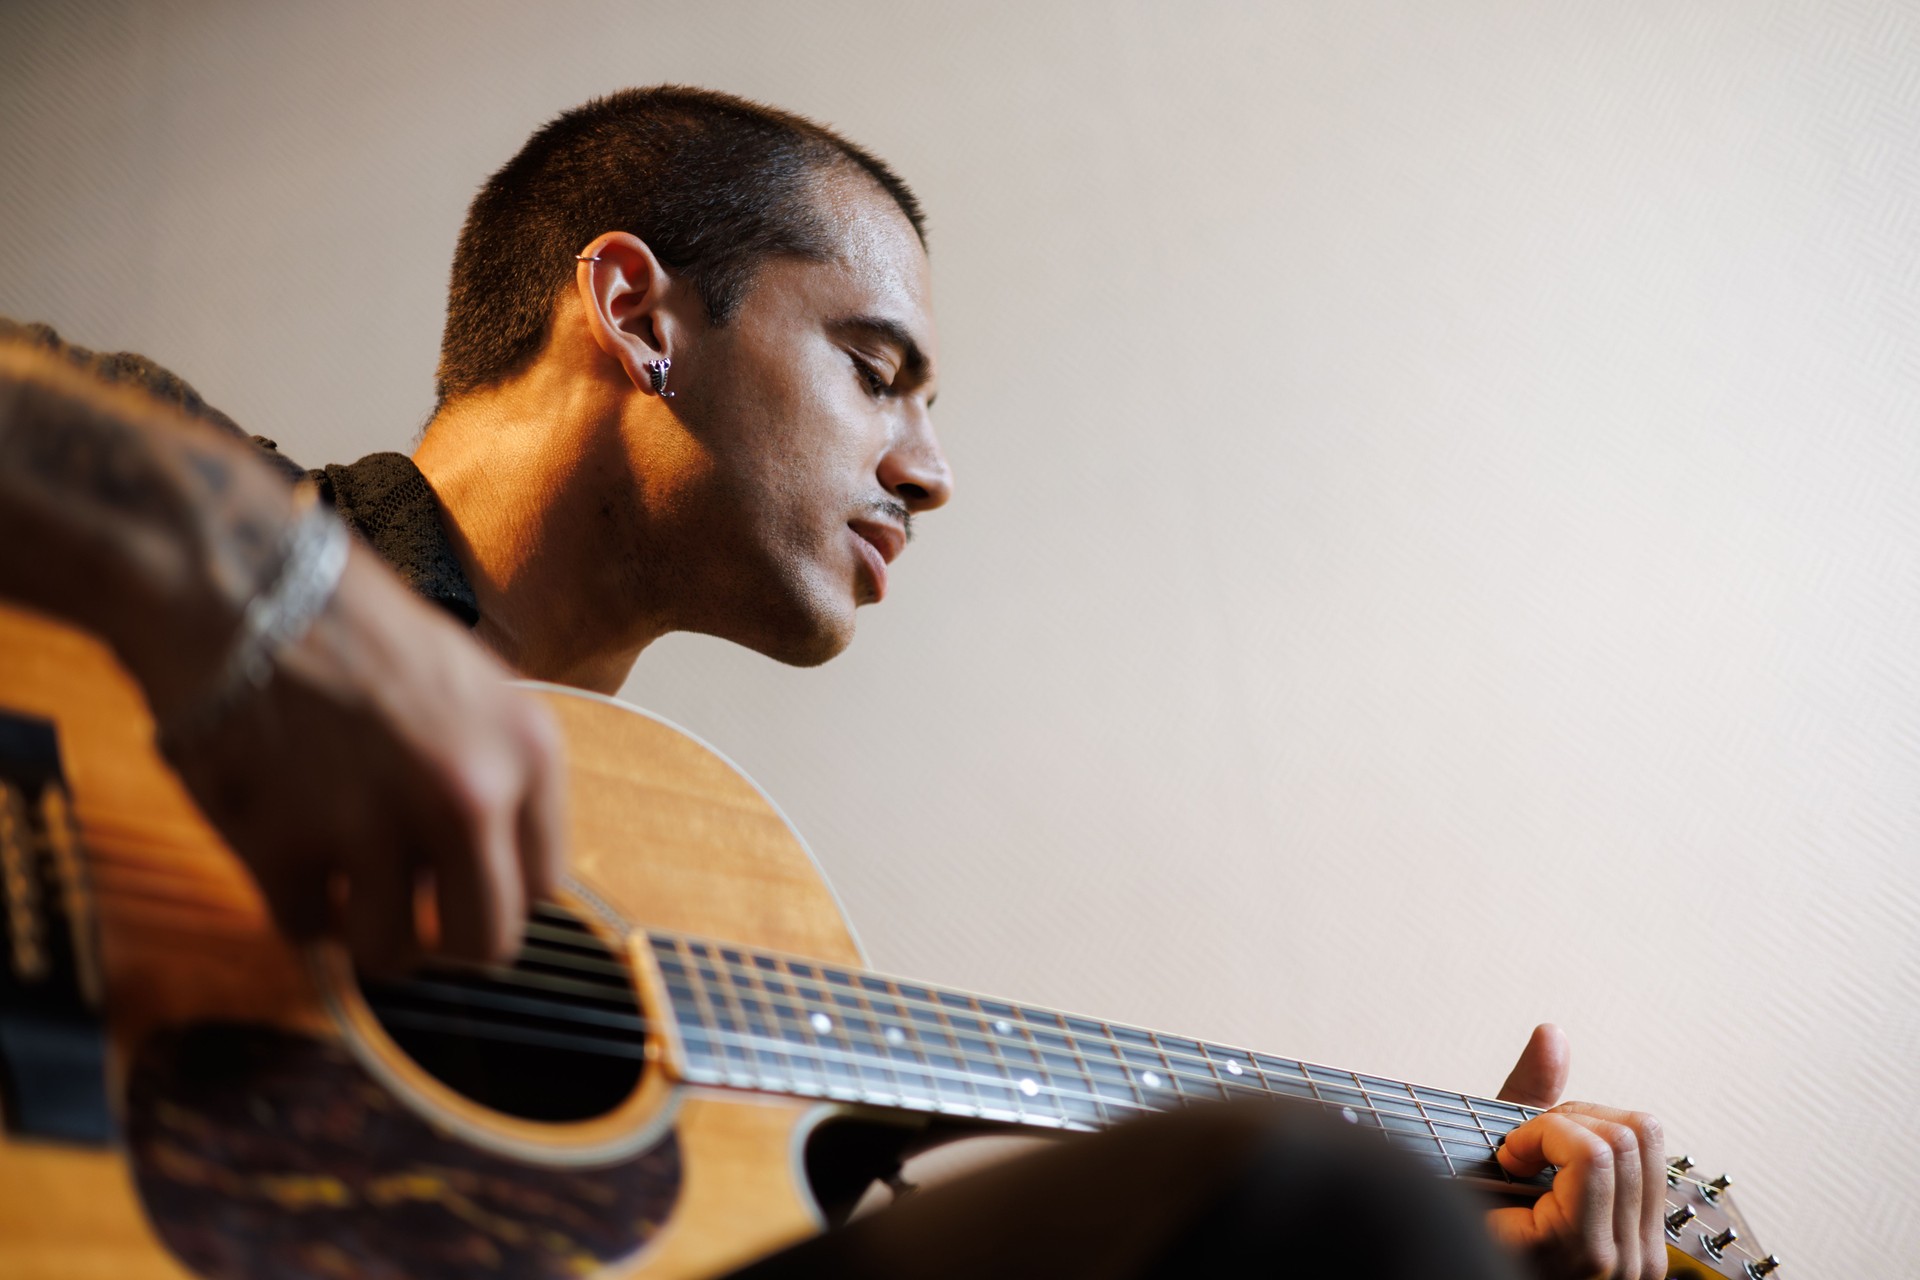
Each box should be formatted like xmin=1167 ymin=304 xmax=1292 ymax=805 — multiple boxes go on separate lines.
xmin=0 ymin=318 xmax=308 ymax=480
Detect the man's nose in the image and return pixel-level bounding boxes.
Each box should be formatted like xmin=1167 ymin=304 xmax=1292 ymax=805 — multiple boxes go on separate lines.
xmin=878 ymin=414 xmax=952 ymax=513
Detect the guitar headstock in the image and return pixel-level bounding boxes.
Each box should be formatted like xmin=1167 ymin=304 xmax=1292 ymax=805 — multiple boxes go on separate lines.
xmin=1662 ymin=1155 xmax=1780 ymax=1280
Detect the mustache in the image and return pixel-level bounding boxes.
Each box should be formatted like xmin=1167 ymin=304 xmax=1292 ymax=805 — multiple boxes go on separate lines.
xmin=859 ymin=497 xmax=913 ymax=544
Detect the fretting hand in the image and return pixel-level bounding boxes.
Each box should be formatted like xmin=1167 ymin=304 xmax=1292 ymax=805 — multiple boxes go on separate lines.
xmin=1486 ymin=1024 xmax=1668 ymax=1280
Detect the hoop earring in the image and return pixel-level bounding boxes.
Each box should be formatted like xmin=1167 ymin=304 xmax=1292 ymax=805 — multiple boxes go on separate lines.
xmin=646 ymin=358 xmax=675 ymax=398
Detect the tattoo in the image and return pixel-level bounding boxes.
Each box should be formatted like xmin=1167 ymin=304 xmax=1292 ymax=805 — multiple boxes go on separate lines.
xmin=0 ymin=351 xmax=295 ymax=661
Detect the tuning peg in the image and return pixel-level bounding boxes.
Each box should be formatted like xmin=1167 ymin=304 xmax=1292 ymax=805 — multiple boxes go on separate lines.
xmin=1664 ymin=1204 xmax=1696 ymax=1236
xmin=1667 ymin=1153 xmax=1694 ymax=1186
xmin=1704 ymin=1226 xmax=1739 ymax=1259
xmin=1746 ymin=1257 xmax=1782 ymax=1278
xmin=1703 ymin=1173 xmax=1732 ymax=1202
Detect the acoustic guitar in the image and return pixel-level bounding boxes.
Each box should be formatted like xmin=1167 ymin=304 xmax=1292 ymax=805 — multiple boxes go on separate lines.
xmin=0 ymin=604 xmax=1777 ymax=1279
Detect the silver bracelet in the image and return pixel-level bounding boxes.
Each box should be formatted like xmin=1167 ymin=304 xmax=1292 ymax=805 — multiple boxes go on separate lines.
xmin=157 ymin=483 xmax=351 ymax=749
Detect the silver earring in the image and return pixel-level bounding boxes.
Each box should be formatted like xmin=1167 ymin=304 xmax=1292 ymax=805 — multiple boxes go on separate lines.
xmin=646 ymin=358 xmax=675 ymax=398
xmin=575 ymin=252 xmax=602 ymax=262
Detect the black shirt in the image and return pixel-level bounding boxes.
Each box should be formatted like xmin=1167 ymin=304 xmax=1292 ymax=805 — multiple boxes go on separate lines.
xmin=2 ymin=319 xmax=479 ymax=627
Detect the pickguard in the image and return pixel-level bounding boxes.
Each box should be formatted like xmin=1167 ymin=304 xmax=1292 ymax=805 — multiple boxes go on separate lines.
xmin=126 ymin=1023 xmax=682 ymax=1279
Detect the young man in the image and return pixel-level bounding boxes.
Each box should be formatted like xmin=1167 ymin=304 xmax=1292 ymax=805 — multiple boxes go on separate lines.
xmin=0 ymin=88 xmax=1666 ymax=1279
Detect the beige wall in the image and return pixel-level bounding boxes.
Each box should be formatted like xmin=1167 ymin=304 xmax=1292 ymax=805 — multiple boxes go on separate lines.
xmin=5 ymin=0 xmax=1915 ymax=1272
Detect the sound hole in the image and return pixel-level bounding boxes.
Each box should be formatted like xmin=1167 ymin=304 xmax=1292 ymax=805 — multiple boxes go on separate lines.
xmin=357 ymin=903 xmax=647 ymax=1122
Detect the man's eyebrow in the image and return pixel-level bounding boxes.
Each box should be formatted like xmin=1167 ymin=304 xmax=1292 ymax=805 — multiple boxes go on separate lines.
xmin=831 ymin=315 xmax=933 ymax=384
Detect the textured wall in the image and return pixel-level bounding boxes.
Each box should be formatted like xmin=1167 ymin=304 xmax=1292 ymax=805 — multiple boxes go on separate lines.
xmin=4 ymin=1 xmax=1915 ymax=1273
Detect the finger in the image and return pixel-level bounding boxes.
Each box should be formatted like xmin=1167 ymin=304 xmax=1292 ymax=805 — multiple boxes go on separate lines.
xmin=1497 ymin=1112 xmax=1618 ymax=1275
xmin=346 ymin=859 xmax=421 ymax=977
xmin=1497 ymin=1022 xmax=1570 ymax=1108
xmin=1641 ymin=1118 xmax=1668 ymax=1280
xmin=1584 ymin=1117 xmax=1643 ymax=1280
xmin=516 ymin=699 xmax=567 ymax=906
xmin=427 ymin=759 xmax=525 ymax=964
xmin=1559 ymin=1104 xmax=1668 ymax=1279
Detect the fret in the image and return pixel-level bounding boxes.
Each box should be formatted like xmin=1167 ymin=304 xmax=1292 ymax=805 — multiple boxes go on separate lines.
xmin=1109 ymin=1024 xmax=1184 ymax=1105
xmin=1199 ymin=1043 xmax=1272 ymax=1102
xmin=947 ymin=993 xmax=1054 ymax=1124
xmin=1069 ymin=1019 xmax=1153 ymax=1114
xmin=849 ymin=975 xmax=941 ymax=1108
xmin=725 ymin=951 xmax=805 ymax=1093
xmin=1144 ymin=1033 xmax=1228 ymax=1105
xmin=1010 ymin=1009 xmax=1106 ymax=1127
xmin=897 ymin=981 xmax=994 ymax=1117
xmin=818 ymin=967 xmax=899 ymax=1103
xmin=784 ymin=961 xmax=866 ymax=1099
xmin=1000 ymin=1001 xmax=1107 ymax=1128
xmin=838 ymin=970 xmax=940 ymax=1109
xmin=647 ymin=934 xmax=720 ymax=1076
xmin=684 ymin=941 xmax=759 ymax=1084
xmin=754 ymin=954 xmax=835 ymax=1096
xmin=1249 ymin=1053 xmax=1322 ymax=1104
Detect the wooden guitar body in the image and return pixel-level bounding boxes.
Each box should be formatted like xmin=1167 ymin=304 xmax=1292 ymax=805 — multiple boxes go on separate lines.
xmin=0 ymin=604 xmax=869 ymax=1279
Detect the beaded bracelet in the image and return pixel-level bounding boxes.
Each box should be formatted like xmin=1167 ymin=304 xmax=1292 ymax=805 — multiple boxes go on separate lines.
xmin=156 ymin=482 xmax=351 ymax=750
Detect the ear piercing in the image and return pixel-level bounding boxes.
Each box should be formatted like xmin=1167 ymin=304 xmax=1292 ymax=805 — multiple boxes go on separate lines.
xmin=576 ymin=254 xmax=675 ymax=399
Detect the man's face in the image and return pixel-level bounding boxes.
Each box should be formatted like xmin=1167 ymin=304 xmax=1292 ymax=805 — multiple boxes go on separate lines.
xmin=664 ymin=172 xmax=950 ymax=665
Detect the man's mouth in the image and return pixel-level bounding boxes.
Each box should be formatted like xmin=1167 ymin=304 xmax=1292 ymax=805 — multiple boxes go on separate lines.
xmin=848 ymin=519 xmax=905 ymax=602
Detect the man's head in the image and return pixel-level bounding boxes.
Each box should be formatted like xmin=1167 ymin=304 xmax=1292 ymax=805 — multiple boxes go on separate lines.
xmin=436 ymin=86 xmax=926 ymax=406
xmin=428 ymin=87 xmax=949 ymax=675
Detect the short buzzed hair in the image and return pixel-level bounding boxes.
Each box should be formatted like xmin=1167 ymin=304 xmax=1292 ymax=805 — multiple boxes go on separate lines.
xmin=435 ymin=85 xmax=925 ymax=405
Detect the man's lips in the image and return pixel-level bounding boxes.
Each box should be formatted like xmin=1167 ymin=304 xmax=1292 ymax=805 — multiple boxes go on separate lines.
xmin=848 ymin=518 xmax=905 ymax=602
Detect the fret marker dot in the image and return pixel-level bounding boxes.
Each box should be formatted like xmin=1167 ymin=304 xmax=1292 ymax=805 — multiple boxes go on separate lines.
xmin=994 ymin=1020 xmax=1013 ymax=1035
xmin=810 ymin=1012 xmax=833 ymax=1034
xmin=1142 ymin=1072 xmax=1162 ymax=1089
xmin=1341 ymin=1107 xmax=1358 ymax=1124
xmin=1018 ymin=1077 xmax=1040 ymax=1097
xmin=1225 ymin=1061 xmax=1244 ymax=1076
xmin=884 ymin=1026 xmax=905 ymax=1046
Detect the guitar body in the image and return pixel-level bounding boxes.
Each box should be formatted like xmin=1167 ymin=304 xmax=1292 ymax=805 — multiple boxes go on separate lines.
xmin=0 ymin=603 xmax=874 ymax=1280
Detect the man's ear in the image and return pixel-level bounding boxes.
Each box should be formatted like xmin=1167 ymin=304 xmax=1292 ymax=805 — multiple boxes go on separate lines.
xmin=574 ymin=231 xmax=679 ymax=397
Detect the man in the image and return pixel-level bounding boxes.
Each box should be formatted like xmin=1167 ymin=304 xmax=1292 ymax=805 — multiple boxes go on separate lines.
xmin=0 ymin=87 xmax=1665 ymax=1278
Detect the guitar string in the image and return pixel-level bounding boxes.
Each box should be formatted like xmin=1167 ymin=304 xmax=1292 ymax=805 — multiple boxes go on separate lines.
xmin=662 ymin=943 xmax=1739 ymax=1204
xmin=344 ymin=999 xmax=1733 ymax=1260
xmin=666 ymin=941 xmax=1546 ymax=1127
xmin=659 ymin=1015 xmax=1734 ymax=1237
xmin=26 ymin=932 xmax=1735 ymax=1251
xmin=671 ymin=1002 xmax=1749 ymax=1249
xmin=666 ymin=929 xmax=1720 ymax=1184
xmin=374 ymin=927 xmax=1727 ymax=1203
xmin=38 ymin=885 xmax=1736 ymax=1224
xmin=23 ymin=880 xmax=1565 ymax=1177
xmin=619 ymin=937 xmax=1543 ymax=1187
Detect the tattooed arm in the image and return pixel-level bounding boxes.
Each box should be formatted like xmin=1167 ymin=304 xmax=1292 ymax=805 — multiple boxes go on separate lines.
xmin=0 ymin=343 xmax=563 ymax=969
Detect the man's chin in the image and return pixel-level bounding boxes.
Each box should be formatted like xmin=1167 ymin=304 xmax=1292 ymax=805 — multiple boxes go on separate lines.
xmin=732 ymin=606 xmax=855 ymax=669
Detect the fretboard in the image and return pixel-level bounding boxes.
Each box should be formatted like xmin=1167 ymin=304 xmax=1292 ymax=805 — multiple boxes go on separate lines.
xmin=645 ymin=931 xmax=1552 ymax=1194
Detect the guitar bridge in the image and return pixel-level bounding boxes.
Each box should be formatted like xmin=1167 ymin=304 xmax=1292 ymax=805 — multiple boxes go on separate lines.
xmin=0 ymin=710 xmax=109 ymax=1144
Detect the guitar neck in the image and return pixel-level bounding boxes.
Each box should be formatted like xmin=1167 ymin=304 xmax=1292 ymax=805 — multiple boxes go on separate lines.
xmin=640 ymin=929 xmax=1554 ymax=1196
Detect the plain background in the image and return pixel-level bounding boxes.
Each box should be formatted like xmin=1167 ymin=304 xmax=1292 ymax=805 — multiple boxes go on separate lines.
xmin=4 ymin=1 xmax=1915 ymax=1274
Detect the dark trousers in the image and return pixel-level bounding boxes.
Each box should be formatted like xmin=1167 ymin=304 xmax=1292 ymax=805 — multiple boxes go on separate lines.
xmin=727 ymin=1101 xmax=1525 ymax=1279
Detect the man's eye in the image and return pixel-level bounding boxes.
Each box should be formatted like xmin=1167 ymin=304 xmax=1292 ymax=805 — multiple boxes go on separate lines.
xmin=851 ymin=355 xmax=891 ymax=398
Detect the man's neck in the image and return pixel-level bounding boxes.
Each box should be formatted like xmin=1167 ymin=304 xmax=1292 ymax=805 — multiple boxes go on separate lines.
xmin=412 ymin=370 xmax=666 ymax=695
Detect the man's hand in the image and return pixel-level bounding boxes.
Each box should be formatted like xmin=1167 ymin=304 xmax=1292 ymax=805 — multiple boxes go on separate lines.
xmin=0 ymin=342 xmax=564 ymax=971
xmin=1486 ymin=1024 xmax=1668 ymax=1280
xmin=159 ymin=542 xmax=566 ymax=972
